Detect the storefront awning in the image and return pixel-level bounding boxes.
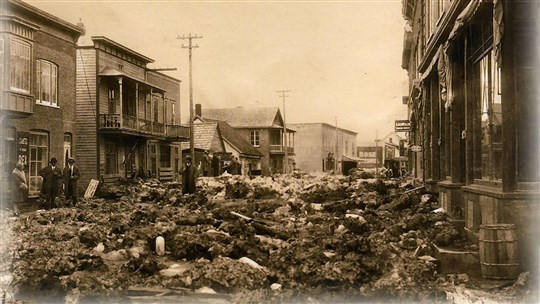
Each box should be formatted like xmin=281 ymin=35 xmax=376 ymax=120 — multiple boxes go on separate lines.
xmin=342 ymin=155 xmax=363 ymax=163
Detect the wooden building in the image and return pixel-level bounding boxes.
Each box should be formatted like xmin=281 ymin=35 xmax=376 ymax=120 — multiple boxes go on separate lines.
xmin=402 ymin=0 xmax=539 ymax=271
xmin=193 ymin=117 xmax=263 ymax=176
xmin=198 ymin=105 xmax=294 ymax=175
xmin=0 ymin=0 xmax=84 ymax=199
xmin=76 ymin=36 xmax=188 ymax=188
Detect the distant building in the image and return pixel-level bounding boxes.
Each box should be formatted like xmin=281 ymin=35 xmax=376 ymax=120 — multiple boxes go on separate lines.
xmin=76 ymin=36 xmax=187 ymax=186
xmin=1 ymin=0 xmax=84 ymax=198
xmin=379 ymin=132 xmax=408 ymax=176
xmin=198 ymin=105 xmax=294 ymax=175
xmin=290 ymin=123 xmax=358 ymax=175
xmin=356 ymin=147 xmax=382 ymax=169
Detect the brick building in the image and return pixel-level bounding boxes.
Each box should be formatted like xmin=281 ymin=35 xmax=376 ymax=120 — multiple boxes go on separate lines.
xmin=0 ymin=0 xmax=84 ymax=199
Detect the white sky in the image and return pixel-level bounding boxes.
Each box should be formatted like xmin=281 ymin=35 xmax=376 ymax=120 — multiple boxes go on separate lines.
xmin=29 ymin=0 xmax=409 ymax=146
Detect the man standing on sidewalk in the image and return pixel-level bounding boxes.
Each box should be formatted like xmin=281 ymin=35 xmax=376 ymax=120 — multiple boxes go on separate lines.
xmin=63 ymin=158 xmax=80 ymax=206
xmin=39 ymin=157 xmax=63 ymax=209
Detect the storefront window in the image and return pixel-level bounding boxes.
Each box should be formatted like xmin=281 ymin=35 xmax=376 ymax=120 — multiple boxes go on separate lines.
xmin=479 ymin=50 xmax=502 ymax=180
xmin=29 ymin=131 xmax=48 ymax=196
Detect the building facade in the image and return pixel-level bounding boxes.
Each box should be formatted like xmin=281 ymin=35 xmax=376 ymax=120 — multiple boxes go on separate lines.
xmin=76 ymin=36 xmax=187 ymax=188
xmin=1 ymin=0 xmax=84 ymax=199
xmin=402 ymin=0 xmax=539 ymax=270
xmin=200 ymin=106 xmax=294 ymax=176
xmin=290 ymin=123 xmax=358 ymax=175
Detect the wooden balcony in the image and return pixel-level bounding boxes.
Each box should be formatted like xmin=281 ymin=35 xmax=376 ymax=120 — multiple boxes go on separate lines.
xmin=99 ymin=113 xmax=188 ymax=140
xmin=2 ymin=91 xmax=34 ymax=117
xmin=269 ymin=145 xmax=294 ymax=154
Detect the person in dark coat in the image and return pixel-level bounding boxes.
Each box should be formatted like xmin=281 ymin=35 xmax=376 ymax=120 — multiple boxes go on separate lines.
xmin=228 ymin=157 xmax=239 ymax=175
xmin=39 ymin=157 xmax=63 ymax=209
xmin=12 ymin=162 xmax=27 ymax=216
xmin=211 ymin=154 xmax=220 ymax=177
xmin=182 ymin=155 xmax=197 ymax=194
xmin=200 ymin=151 xmax=210 ymax=177
xmin=63 ymin=157 xmax=81 ymax=205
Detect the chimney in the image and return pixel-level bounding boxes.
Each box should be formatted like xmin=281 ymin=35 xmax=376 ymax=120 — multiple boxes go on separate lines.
xmin=77 ymin=18 xmax=86 ymax=36
xmin=195 ymin=104 xmax=202 ymax=117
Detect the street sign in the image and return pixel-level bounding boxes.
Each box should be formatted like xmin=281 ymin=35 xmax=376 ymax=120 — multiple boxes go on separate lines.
xmin=410 ymin=145 xmax=423 ymax=152
xmin=395 ymin=120 xmax=411 ymax=132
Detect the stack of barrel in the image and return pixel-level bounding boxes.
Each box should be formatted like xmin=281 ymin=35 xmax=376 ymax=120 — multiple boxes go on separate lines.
xmin=479 ymin=223 xmax=520 ymax=279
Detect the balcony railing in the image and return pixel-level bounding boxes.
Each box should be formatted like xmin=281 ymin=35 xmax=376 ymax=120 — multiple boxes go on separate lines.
xmin=269 ymin=145 xmax=294 ymax=153
xmin=166 ymin=124 xmax=190 ymax=138
xmin=100 ymin=113 xmax=187 ymax=138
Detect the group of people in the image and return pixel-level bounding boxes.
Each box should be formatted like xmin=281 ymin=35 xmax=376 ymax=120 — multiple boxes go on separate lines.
xmin=197 ymin=151 xmax=241 ymax=177
xmin=10 ymin=157 xmax=80 ymax=215
xmin=181 ymin=151 xmax=243 ymax=195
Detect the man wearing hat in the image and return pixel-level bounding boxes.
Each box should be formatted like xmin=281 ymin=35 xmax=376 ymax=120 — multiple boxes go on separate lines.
xmin=181 ymin=155 xmax=197 ymax=194
xmin=39 ymin=157 xmax=63 ymax=209
xmin=63 ymin=158 xmax=81 ymax=206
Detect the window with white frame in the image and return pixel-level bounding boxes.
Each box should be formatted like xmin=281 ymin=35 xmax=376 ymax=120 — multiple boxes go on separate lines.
xmin=29 ymin=131 xmax=48 ymax=196
xmin=10 ymin=39 xmax=31 ymax=93
xmin=36 ymin=60 xmax=58 ymax=106
xmin=250 ymin=130 xmax=260 ymax=147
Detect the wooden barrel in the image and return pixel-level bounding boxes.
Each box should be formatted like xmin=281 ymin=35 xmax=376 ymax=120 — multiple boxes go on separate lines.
xmin=479 ymin=224 xmax=519 ymax=279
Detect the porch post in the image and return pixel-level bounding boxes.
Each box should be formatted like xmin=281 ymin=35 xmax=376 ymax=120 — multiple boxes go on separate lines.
xmin=135 ymin=82 xmax=139 ymax=130
xmin=118 ymin=77 xmax=123 ymax=127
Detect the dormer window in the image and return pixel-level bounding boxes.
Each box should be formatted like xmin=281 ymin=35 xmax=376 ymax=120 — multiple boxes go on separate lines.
xmin=36 ymin=60 xmax=58 ymax=107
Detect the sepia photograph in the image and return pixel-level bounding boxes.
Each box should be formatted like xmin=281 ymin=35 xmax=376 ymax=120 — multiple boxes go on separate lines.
xmin=0 ymin=0 xmax=539 ymax=303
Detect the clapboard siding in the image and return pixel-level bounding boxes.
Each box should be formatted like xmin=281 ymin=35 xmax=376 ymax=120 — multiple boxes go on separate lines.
xmin=75 ymin=48 xmax=98 ymax=189
xmin=97 ymin=50 xmax=146 ymax=81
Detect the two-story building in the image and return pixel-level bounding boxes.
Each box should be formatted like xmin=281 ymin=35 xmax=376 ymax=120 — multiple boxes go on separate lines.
xmin=193 ymin=113 xmax=263 ymax=176
xmin=402 ymin=0 xmax=539 ymax=272
xmin=0 ymin=0 xmax=84 ymax=199
xmin=198 ymin=105 xmax=294 ymax=175
xmin=290 ymin=123 xmax=358 ymax=175
xmin=76 ymin=36 xmax=188 ymax=188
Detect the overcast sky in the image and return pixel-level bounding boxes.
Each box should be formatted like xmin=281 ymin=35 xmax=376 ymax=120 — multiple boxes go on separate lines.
xmin=29 ymin=0 xmax=409 ymax=146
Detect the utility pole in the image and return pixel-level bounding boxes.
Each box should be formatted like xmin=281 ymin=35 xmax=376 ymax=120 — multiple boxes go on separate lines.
xmin=335 ymin=116 xmax=339 ymax=173
xmin=179 ymin=33 xmax=202 ymax=162
xmin=277 ymin=90 xmax=290 ymax=174
xmin=375 ymin=130 xmax=380 ymax=178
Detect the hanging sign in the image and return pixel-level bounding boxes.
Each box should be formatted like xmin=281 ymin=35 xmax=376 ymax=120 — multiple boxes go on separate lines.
xmin=410 ymin=145 xmax=423 ymax=152
xmin=395 ymin=120 xmax=411 ymax=132
xmin=17 ymin=132 xmax=29 ymax=169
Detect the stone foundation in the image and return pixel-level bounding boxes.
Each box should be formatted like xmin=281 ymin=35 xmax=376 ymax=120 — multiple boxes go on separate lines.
xmin=463 ymin=182 xmax=540 ymax=274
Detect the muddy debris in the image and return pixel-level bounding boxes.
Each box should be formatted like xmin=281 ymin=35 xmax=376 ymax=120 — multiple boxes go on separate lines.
xmin=3 ymin=173 xmax=537 ymax=303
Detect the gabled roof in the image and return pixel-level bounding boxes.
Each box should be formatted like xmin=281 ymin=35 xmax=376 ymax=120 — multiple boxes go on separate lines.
xmin=180 ymin=122 xmax=224 ymax=151
xmin=202 ymin=107 xmax=283 ymax=128
xmin=215 ymin=120 xmax=263 ymax=158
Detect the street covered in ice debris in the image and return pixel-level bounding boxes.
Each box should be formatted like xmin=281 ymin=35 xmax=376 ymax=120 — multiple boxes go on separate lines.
xmin=1 ymin=173 xmax=537 ymax=303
